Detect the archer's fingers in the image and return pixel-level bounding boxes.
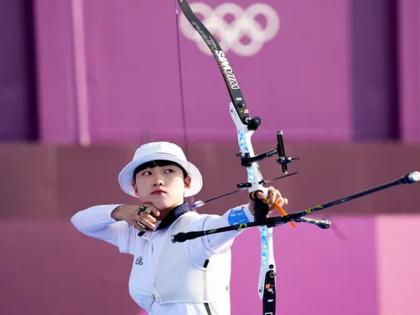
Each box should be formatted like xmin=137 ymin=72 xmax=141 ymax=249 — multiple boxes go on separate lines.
xmin=265 ymin=187 xmax=279 ymax=207
xmin=131 ymin=219 xmax=145 ymax=231
xmin=134 ymin=220 xmax=147 ymax=231
xmin=138 ymin=212 xmax=157 ymax=225
xmin=252 ymin=191 xmax=265 ymax=200
xmin=150 ymin=207 xmax=160 ymax=217
xmin=140 ymin=213 xmax=157 ymax=223
xmin=267 ymin=187 xmax=289 ymax=209
xmin=136 ymin=219 xmax=156 ymax=232
xmin=139 ymin=204 xmax=160 ymax=218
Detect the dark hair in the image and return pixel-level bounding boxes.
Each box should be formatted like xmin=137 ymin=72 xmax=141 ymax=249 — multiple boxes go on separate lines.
xmin=132 ymin=160 xmax=189 ymax=183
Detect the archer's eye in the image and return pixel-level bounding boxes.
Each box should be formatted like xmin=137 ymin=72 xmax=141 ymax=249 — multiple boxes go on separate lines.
xmin=164 ymin=168 xmax=175 ymax=174
xmin=141 ymin=170 xmax=152 ymax=176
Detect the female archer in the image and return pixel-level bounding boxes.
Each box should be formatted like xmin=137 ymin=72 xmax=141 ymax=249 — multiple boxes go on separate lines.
xmin=71 ymin=141 xmax=287 ymax=315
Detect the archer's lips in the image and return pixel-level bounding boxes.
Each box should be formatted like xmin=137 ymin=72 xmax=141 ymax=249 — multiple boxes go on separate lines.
xmin=151 ymin=189 xmax=167 ymax=195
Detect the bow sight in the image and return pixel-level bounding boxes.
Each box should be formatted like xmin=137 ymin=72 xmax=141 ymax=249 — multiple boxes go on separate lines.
xmin=240 ymin=130 xmax=298 ymax=174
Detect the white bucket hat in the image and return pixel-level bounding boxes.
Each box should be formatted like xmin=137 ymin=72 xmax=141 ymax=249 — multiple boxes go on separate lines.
xmin=118 ymin=142 xmax=203 ymax=197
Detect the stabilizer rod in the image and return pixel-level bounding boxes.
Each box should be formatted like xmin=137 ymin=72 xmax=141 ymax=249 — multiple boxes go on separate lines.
xmin=172 ymin=171 xmax=420 ymax=243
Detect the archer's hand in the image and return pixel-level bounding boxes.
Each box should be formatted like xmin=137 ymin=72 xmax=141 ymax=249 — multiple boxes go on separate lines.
xmin=249 ymin=186 xmax=288 ymax=217
xmin=111 ymin=204 xmax=160 ymax=232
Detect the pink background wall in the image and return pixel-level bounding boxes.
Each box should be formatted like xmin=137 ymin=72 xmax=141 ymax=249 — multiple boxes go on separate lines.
xmin=232 ymin=217 xmax=378 ymax=315
xmin=3 ymin=211 xmax=420 ymax=315
xmin=1 ymin=143 xmax=420 ymax=315
xmin=0 ymin=217 xmax=381 ymax=315
xmin=376 ymin=216 xmax=420 ymax=315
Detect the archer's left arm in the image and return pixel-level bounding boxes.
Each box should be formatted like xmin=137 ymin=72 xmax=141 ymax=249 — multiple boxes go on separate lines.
xmin=187 ymin=187 xmax=288 ymax=258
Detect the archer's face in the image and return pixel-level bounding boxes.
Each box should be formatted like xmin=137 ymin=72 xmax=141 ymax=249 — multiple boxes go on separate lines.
xmin=132 ymin=164 xmax=191 ymax=211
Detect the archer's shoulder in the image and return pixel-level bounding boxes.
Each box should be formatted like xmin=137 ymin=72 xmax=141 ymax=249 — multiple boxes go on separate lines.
xmin=184 ymin=210 xmax=220 ymax=221
xmin=182 ymin=211 xmax=221 ymax=228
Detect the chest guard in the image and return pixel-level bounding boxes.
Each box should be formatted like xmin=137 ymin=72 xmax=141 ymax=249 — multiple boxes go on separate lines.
xmin=153 ymin=211 xmax=231 ymax=304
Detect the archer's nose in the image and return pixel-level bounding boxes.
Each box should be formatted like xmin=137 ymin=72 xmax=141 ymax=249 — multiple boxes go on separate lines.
xmin=153 ymin=179 xmax=164 ymax=186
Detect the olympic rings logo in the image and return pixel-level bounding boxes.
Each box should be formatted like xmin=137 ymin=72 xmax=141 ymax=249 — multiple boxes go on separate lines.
xmin=179 ymin=2 xmax=280 ymax=57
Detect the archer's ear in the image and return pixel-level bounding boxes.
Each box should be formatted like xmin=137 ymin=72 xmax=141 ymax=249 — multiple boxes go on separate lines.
xmin=184 ymin=176 xmax=192 ymax=188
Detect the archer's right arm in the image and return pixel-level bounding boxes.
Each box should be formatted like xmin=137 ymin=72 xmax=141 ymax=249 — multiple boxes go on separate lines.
xmin=71 ymin=205 xmax=137 ymax=254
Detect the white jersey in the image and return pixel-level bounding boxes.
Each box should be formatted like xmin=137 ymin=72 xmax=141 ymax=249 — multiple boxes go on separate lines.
xmin=71 ymin=204 xmax=253 ymax=315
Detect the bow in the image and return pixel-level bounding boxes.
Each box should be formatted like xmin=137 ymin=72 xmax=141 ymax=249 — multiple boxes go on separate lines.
xmin=175 ymin=0 xmax=290 ymax=313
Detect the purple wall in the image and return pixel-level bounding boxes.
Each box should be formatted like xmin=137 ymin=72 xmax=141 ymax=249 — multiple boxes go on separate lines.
xmin=178 ymin=0 xmax=352 ymax=141
xmin=34 ymin=0 xmax=80 ymax=143
xmin=399 ymin=0 xmax=420 ymax=142
xmin=351 ymin=0 xmax=399 ymax=140
xmin=31 ymin=0 xmax=418 ymax=144
xmin=0 ymin=0 xmax=37 ymax=140
xmin=1 ymin=0 xmax=419 ymax=143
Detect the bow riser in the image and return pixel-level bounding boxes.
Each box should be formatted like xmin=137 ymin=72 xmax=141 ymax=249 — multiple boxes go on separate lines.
xmin=230 ymin=102 xmax=276 ymax=299
xmin=230 ymin=103 xmax=262 ymax=190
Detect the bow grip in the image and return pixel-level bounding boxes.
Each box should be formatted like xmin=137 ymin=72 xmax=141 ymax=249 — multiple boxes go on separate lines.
xmin=250 ymin=189 xmax=270 ymax=223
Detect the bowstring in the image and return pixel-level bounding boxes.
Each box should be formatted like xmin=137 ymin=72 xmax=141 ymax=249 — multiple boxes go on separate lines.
xmin=174 ymin=0 xmax=190 ymax=157
xmin=175 ymin=0 xmax=198 ymax=206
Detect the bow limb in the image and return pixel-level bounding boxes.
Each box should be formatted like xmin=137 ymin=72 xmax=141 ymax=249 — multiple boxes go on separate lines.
xmin=177 ymin=0 xmax=250 ymax=119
